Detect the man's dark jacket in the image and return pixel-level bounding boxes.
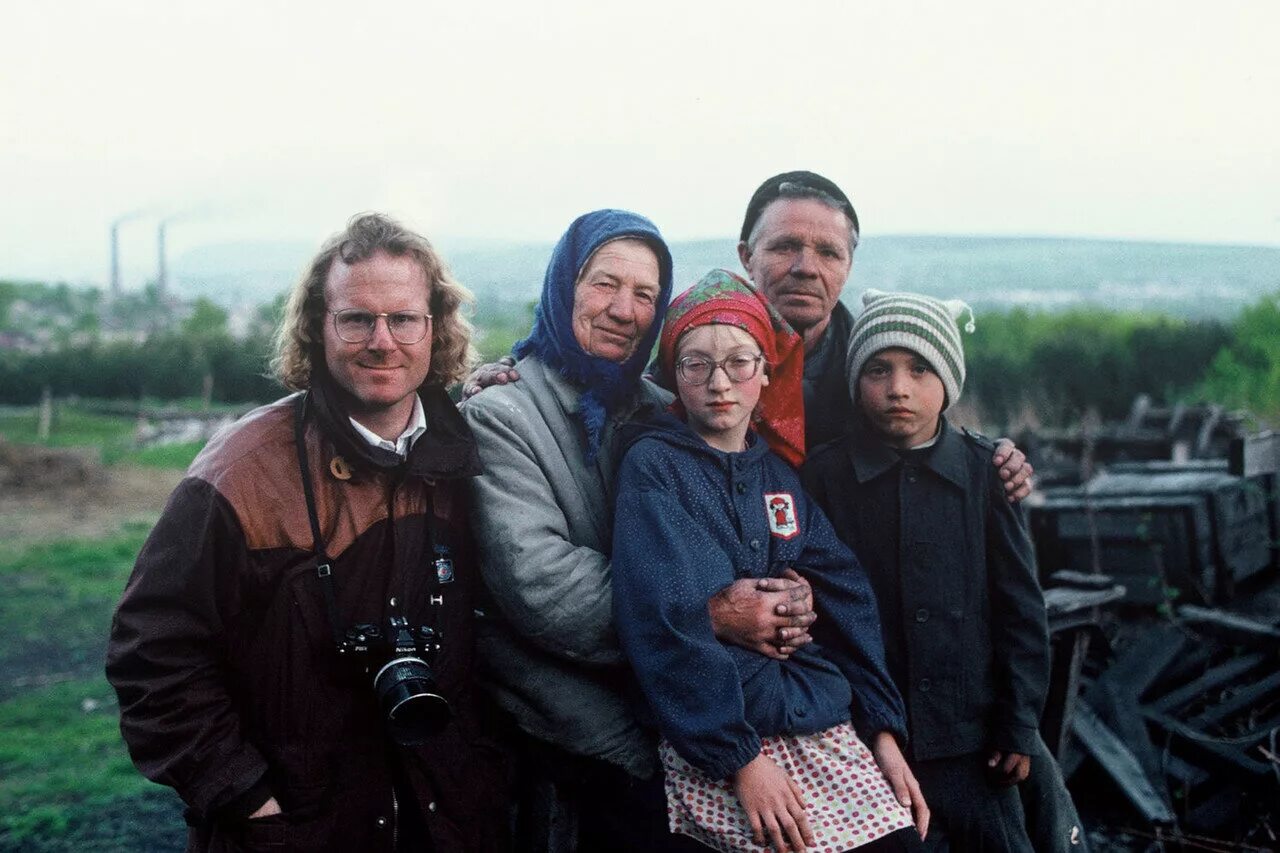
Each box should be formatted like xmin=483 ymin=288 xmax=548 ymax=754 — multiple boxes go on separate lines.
xmin=800 ymin=300 xmax=857 ymax=451
xmin=106 ymin=384 xmax=509 ymax=852
xmin=801 ymin=418 xmax=1050 ymax=761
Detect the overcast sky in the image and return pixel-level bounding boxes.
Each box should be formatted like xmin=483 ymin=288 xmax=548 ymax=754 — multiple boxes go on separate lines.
xmin=3 ymin=0 xmax=1277 ymax=285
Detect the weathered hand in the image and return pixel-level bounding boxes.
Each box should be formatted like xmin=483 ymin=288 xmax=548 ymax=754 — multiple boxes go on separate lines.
xmin=709 ymin=570 xmax=816 ymax=660
xmin=870 ymin=731 xmax=929 ymax=840
xmin=987 ymin=749 xmax=1031 ymax=786
xmin=767 ymin=569 xmax=817 ymax=653
xmin=733 ymin=753 xmax=814 ymax=852
xmin=461 ymin=356 xmax=520 ymax=400
xmin=992 ymin=438 xmax=1034 ymax=503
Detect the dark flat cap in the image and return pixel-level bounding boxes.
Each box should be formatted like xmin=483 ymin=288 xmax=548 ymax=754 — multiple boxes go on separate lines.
xmin=739 ymin=170 xmax=859 ymax=244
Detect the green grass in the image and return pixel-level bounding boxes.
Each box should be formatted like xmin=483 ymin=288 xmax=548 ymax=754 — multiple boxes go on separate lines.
xmin=0 ymin=527 xmax=188 ymax=850
xmin=101 ymin=441 xmax=204 ymax=469
xmin=0 ymin=408 xmax=134 ymax=452
xmin=0 ymin=525 xmax=151 ymax=684
xmin=0 ymin=407 xmax=204 ymax=470
xmin=0 ymin=677 xmax=184 ymax=852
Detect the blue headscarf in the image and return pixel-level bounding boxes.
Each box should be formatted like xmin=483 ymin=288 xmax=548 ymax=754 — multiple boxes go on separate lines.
xmin=514 ymin=209 xmax=674 ymax=463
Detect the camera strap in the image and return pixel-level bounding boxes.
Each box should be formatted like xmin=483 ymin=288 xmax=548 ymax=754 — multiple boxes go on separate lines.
xmin=294 ymin=392 xmax=347 ymax=647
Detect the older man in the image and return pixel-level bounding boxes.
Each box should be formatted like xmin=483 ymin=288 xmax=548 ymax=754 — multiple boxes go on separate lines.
xmin=106 ymin=214 xmax=507 ymax=852
xmin=734 ymin=171 xmax=864 ymax=451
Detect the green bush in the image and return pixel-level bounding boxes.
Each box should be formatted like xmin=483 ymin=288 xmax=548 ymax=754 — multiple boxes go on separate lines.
xmin=1199 ymin=292 xmax=1280 ymax=419
xmin=966 ymin=307 xmax=1233 ymax=428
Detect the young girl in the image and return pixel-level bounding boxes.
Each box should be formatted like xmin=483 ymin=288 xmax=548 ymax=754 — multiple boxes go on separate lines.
xmin=612 ymin=270 xmax=928 ymax=853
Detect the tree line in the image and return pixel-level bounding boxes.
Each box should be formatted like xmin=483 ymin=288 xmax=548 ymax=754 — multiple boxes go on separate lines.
xmin=2 ymin=281 xmax=1278 ymax=429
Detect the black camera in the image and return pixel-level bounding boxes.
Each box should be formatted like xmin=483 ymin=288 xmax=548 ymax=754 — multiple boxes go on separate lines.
xmin=339 ymin=616 xmax=451 ymax=746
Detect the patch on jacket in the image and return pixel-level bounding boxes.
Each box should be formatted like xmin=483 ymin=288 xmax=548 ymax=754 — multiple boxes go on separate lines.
xmin=765 ymin=492 xmax=799 ymax=540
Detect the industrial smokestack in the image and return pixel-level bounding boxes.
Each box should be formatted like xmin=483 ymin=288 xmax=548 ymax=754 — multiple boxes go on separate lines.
xmin=157 ymin=220 xmax=168 ymax=298
xmin=109 ymin=210 xmax=149 ymax=296
xmin=110 ymin=222 xmax=121 ymax=297
xmin=110 ymin=220 xmax=120 ymax=297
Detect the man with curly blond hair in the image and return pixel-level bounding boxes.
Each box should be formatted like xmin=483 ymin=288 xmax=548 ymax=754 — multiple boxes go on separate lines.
xmin=107 ymin=213 xmax=509 ymax=852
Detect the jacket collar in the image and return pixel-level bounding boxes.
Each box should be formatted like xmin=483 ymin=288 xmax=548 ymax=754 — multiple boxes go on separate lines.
xmin=621 ymin=409 xmax=771 ymax=468
xmin=805 ymin=300 xmax=855 ymax=381
xmin=847 ymin=414 xmax=967 ymax=490
xmin=539 ymin=358 xmax=582 ymax=416
xmin=406 ymin=385 xmax=484 ymax=480
xmin=309 ymin=371 xmax=481 ymax=481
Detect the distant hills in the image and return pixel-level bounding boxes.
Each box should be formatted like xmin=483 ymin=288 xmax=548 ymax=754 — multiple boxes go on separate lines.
xmin=168 ymin=235 xmax=1280 ymax=319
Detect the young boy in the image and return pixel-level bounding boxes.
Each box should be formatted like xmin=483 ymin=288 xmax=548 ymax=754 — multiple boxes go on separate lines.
xmin=802 ymin=290 xmax=1073 ymax=852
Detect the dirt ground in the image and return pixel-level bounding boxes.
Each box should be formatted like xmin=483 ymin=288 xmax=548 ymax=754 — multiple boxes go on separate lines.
xmin=0 ymin=462 xmax=182 ymax=546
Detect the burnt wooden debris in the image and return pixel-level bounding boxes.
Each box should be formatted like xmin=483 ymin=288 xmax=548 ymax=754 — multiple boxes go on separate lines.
xmin=1027 ymin=413 xmax=1279 ymax=848
xmin=1019 ymin=395 xmax=1250 ymax=487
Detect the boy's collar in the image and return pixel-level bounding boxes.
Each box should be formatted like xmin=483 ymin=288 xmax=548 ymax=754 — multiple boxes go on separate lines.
xmin=847 ymin=415 xmax=968 ymax=489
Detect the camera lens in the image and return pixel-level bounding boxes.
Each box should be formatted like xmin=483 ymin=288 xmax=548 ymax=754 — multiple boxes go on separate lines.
xmin=373 ymin=656 xmax=451 ymax=746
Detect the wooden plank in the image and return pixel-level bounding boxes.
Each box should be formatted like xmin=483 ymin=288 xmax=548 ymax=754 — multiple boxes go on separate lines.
xmin=1047 ymin=570 xmax=1122 ymax=590
xmin=1095 ymin=625 xmax=1187 ymax=699
xmin=1188 ymin=670 xmax=1280 ymax=728
xmin=1142 ymin=709 xmax=1272 ymax=777
xmin=1148 ymin=652 xmax=1267 ymax=714
xmin=1044 ymin=585 xmax=1127 ymax=616
xmin=1177 ymin=604 xmax=1280 ymax=643
xmin=1230 ymin=432 xmax=1280 ymax=477
xmin=1071 ymin=702 xmax=1176 ymax=824
xmin=1161 ymin=753 xmax=1210 ymax=786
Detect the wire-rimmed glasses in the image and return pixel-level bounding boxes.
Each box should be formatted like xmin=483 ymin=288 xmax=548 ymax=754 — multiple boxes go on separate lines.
xmin=329 ymin=310 xmax=432 ymax=345
xmin=675 ymin=353 xmax=764 ymax=385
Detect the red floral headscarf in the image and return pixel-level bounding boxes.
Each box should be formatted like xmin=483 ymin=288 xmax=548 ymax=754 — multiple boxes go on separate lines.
xmin=658 ymin=269 xmax=805 ymax=467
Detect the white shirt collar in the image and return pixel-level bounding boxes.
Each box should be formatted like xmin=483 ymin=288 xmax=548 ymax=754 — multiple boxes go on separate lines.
xmin=911 ymin=428 xmax=941 ymax=449
xmin=348 ymin=394 xmax=427 ymax=458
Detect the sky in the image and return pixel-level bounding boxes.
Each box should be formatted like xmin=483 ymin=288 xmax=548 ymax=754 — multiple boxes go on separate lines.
xmin=2 ymin=0 xmax=1278 ymax=286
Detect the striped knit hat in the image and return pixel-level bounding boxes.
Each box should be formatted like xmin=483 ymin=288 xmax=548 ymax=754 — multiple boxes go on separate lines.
xmin=846 ymin=289 xmax=976 ymax=411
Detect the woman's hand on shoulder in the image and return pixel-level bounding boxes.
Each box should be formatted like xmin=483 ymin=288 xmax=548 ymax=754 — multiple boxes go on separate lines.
xmin=733 ymin=752 xmax=814 ymax=852
xmin=462 ymin=356 xmax=520 ymax=401
xmin=870 ymin=731 xmax=930 ymax=840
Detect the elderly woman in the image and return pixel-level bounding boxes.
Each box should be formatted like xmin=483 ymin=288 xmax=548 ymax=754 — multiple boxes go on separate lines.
xmin=464 ymin=210 xmax=810 ymax=851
